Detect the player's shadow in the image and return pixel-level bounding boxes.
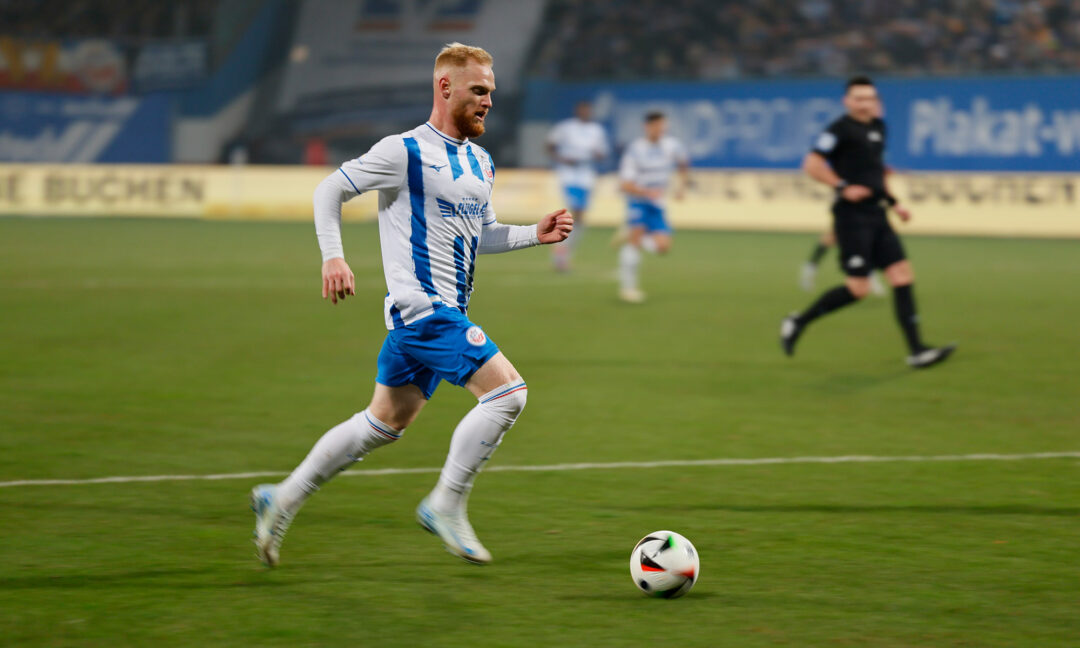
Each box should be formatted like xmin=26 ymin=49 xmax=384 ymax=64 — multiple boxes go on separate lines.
xmin=682 ymin=503 xmax=1080 ymax=517
xmin=0 ymin=567 xmax=311 ymax=591
xmin=804 ymin=367 xmax=913 ymax=394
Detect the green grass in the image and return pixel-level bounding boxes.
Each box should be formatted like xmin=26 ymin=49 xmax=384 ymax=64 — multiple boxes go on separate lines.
xmin=1 ymin=217 xmax=1077 ymax=647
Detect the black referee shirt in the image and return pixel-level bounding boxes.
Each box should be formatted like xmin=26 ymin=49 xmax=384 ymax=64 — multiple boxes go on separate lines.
xmin=812 ymin=115 xmax=888 ymax=218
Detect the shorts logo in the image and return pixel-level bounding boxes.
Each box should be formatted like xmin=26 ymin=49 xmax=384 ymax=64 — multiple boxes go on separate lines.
xmin=848 ymin=255 xmax=866 ymax=268
xmin=466 ymin=326 xmax=487 ymax=346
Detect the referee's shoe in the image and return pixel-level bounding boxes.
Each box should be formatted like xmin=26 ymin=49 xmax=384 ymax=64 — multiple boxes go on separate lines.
xmin=906 ymin=344 xmax=957 ymax=369
xmin=780 ymin=314 xmax=803 ymax=356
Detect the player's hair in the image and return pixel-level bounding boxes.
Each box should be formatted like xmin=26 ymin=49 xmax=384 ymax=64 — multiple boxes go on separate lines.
xmin=433 ymin=42 xmax=493 ymax=79
xmin=644 ymin=111 xmax=666 ymax=123
xmin=846 ymin=75 xmax=875 ymax=91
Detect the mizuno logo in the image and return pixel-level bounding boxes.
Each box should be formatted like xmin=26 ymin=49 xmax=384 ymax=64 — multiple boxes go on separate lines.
xmin=430 ymin=164 xmax=447 ymax=172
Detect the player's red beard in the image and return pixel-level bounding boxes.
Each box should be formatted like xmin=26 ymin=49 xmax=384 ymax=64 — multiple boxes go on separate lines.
xmin=452 ymin=103 xmax=486 ymax=138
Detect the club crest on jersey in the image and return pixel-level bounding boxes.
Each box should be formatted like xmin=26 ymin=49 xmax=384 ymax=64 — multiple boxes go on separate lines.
xmin=466 ymin=326 xmax=487 ymax=346
xmin=479 ymin=157 xmax=494 ymax=181
xmin=868 ymin=131 xmax=882 ymax=142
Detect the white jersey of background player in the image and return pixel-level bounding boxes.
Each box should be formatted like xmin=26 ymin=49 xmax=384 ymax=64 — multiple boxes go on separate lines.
xmin=616 ymin=111 xmax=689 ymax=303
xmin=250 ymin=43 xmax=573 ymax=567
xmin=546 ymin=101 xmax=609 ymax=271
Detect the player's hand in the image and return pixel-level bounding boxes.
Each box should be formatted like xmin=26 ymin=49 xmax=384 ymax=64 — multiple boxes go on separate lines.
xmin=841 ymin=185 xmax=872 ymax=202
xmin=894 ymin=205 xmax=913 ymax=222
xmin=537 ymin=208 xmax=574 ymax=244
xmin=322 ymin=257 xmax=355 ymax=305
xmin=645 ymin=188 xmax=665 ymax=201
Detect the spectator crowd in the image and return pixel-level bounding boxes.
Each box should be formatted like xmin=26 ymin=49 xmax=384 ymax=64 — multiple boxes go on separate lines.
xmin=530 ymin=0 xmax=1080 ymax=79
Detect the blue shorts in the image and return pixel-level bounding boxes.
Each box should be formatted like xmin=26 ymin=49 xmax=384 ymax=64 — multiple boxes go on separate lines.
xmin=563 ymin=186 xmax=591 ymax=212
xmin=376 ymin=306 xmax=500 ymax=399
xmin=627 ymin=201 xmax=671 ymax=234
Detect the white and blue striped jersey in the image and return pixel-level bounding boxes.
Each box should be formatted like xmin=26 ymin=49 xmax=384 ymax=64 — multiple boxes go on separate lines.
xmin=314 ymin=122 xmax=539 ymax=330
xmin=618 ymin=136 xmax=688 ymax=207
xmin=546 ymin=117 xmax=610 ymax=190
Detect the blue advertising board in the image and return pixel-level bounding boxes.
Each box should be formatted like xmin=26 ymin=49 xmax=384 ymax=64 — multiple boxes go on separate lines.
xmin=0 ymin=91 xmax=171 ymax=163
xmin=524 ymin=76 xmax=1080 ymax=171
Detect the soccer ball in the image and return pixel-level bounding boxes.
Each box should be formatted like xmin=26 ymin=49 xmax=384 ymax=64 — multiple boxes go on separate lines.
xmin=630 ymin=530 xmax=699 ymax=598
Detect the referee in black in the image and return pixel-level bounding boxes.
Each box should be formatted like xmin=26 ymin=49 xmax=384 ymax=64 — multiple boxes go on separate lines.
xmin=780 ymin=76 xmax=955 ymax=368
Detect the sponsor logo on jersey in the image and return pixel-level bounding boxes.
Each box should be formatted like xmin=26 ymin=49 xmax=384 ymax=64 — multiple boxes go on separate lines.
xmin=436 ymin=196 xmax=488 ymax=219
xmin=466 ymin=326 xmax=487 ymax=346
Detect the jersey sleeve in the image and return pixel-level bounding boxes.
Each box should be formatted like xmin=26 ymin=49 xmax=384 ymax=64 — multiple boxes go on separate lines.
xmin=546 ymin=122 xmax=562 ymax=147
xmin=595 ymin=127 xmax=612 ymax=159
xmin=313 ymin=136 xmax=406 ymax=262
xmin=672 ymin=138 xmax=689 ymax=165
xmin=337 ymin=136 xmax=407 ymax=194
xmin=811 ymin=122 xmax=842 ymax=160
xmin=618 ymin=145 xmax=638 ymax=183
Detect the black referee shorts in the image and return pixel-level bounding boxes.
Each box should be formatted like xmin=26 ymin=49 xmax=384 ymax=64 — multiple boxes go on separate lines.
xmin=832 ymin=211 xmax=906 ymax=277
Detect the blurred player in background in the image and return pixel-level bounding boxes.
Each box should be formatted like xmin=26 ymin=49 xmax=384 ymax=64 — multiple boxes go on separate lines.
xmin=251 ymin=43 xmax=573 ymax=567
xmin=781 ymin=76 xmax=955 ymax=368
xmin=616 ymin=111 xmax=689 ymax=303
xmin=800 ymin=96 xmax=885 ymax=297
xmin=547 ymin=100 xmax=610 ymax=272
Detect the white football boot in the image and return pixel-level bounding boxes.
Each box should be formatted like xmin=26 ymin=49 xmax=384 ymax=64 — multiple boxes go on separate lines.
xmin=619 ymin=288 xmax=646 ymax=303
xmin=250 ymin=483 xmax=293 ymax=567
xmin=416 ymin=497 xmax=492 ymax=565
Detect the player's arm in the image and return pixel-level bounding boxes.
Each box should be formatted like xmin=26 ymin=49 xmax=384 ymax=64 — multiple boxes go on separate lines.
xmin=802 ymin=152 xmax=871 ymax=202
xmin=883 ymin=166 xmax=911 ymax=222
xmin=477 ymin=205 xmax=573 ymax=254
xmin=673 ymin=152 xmax=691 ymax=201
xmin=313 ymin=137 xmax=404 ymax=304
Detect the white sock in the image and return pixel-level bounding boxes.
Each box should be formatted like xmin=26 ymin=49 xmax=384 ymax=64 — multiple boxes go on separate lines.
xmin=566 ymin=220 xmax=586 ymax=250
xmin=277 ymin=409 xmax=402 ymax=513
xmin=619 ymin=244 xmax=641 ymax=292
xmin=640 ymin=236 xmax=658 ymax=254
xmin=429 ymin=381 xmax=528 ymax=514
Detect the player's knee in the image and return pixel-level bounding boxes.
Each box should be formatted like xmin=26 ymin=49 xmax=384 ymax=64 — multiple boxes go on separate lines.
xmin=885 ymin=262 xmax=914 ymax=286
xmin=846 ymin=278 xmax=872 ymax=299
xmin=370 ymin=405 xmax=419 ymax=432
xmin=656 ymin=239 xmax=671 ymax=254
xmin=479 ymin=381 xmax=528 ymax=427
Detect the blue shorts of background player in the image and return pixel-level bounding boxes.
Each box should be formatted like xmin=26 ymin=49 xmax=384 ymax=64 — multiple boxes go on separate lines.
xmin=627 ymin=200 xmax=671 ymax=234
xmin=562 ymin=185 xmax=591 ymax=212
xmin=375 ymin=305 xmax=500 ymax=399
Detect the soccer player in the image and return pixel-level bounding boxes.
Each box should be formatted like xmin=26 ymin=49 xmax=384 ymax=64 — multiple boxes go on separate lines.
xmin=547 ymin=100 xmax=610 ymax=272
xmin=616 ymin=111 xmax=689 ymax=303
xmin=250 ymin=43 xmax=573 ymax=567
xmin=780 ymin=76 xmax=955 ymax=368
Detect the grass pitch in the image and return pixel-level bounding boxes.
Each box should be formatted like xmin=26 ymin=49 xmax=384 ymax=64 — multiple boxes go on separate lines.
xmin=1 ymin=217 xmax=1078 ymax=647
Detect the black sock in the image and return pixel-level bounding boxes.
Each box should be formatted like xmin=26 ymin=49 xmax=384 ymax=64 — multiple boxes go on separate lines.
xmin=808 ymin=242 xmax=829 ymax=265
xmin=796 ymin=285 xmax=858 ymax=326
xmin=892 ymin=284 xmax=926 ymax=353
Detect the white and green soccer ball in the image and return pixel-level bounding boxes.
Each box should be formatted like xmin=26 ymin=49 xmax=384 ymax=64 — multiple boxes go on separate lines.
xmin=630 ymin=530 xmax=699 ymax=599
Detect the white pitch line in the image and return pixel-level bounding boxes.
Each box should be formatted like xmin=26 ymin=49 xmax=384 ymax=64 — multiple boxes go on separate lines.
xmin=1 ymin=452 xmax=1077 ymax=489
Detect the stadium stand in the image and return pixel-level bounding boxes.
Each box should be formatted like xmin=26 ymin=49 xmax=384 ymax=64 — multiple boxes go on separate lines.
xmin=529 ymin=0 xmax=1080 ymax=80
